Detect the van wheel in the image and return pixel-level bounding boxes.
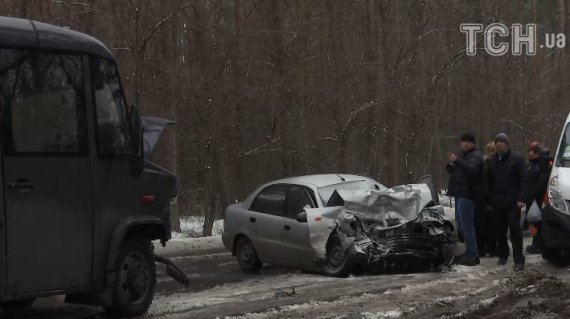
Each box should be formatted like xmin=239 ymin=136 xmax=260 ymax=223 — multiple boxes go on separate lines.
xmin=105 ymin=238 xmax=156 ymax=318
xmin=323 ymin=234 xmax=355 ymax=278
xmin=542 ymin=246 xmax=562 ymax=261
xmin=236 ymin=237 xmax=262 ymax=271
xmin=1 ymin=298 xmax=35 ymax=310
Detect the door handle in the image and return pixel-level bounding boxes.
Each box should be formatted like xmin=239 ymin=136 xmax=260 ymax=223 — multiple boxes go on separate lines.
xmin=7 ymin=178 xmax=34 ymax=191
xmin=249 ymin=217 xmax=256 ymax=223
xmin=283 ymin=225 xmax=291 ymax=231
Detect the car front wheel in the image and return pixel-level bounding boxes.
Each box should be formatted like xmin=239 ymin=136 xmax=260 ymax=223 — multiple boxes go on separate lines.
xmin=323 ymin=234 xmax=355 ymax=277
xmin=236 ymin=237 xmax=262 ymax=271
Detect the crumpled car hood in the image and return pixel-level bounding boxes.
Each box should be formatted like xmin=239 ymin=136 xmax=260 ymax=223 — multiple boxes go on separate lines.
xmin=306 ymin=183 xmax=434 ymax=259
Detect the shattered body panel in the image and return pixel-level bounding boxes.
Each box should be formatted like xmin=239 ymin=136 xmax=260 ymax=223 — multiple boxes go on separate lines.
xmin=308 ymin=184 xmax=456 ymax=274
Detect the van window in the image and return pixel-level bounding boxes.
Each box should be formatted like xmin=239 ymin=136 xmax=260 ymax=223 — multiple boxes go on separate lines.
xmin=0 ymin=48 xmax=88 ymax=155
xmin=92 ymin=58 xmax=131 ymax=155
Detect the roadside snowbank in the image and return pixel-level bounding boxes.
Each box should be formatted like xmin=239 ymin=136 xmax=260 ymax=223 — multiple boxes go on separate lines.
xmin=155 ymin=235 xmax=225 ymax=256
xmin=171 ymin=216 xmax=224 ymax=238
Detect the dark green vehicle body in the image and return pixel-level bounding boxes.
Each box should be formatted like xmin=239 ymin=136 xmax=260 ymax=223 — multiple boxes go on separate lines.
xmin=0 ymin=16 xmax=181 ymax=316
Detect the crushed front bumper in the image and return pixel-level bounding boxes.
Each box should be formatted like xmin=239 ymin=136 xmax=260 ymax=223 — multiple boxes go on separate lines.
xmin=344 ymin=208 xmax=457 ymax=274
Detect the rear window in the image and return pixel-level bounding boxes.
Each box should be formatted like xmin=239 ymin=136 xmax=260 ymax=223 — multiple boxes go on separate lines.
xmin=250 ymin=185 xmax=288 ymax=216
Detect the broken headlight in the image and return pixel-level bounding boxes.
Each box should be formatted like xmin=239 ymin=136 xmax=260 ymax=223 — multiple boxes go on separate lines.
xmin=548 ymin=176 xmax=570 ymax=214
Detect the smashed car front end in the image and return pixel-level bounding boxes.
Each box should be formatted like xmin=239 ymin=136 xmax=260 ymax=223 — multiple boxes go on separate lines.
xmin=307 ymin=183 xmax=457 ymax=274
xmin=354 ymin=206 xmax=456 ymax=273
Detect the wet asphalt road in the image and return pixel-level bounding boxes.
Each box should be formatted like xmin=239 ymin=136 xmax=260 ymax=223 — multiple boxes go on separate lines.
xmin=0 ymin=245 xmax=296 ymax=319
xmin=154 ymin=248 xmax=296 ymax=295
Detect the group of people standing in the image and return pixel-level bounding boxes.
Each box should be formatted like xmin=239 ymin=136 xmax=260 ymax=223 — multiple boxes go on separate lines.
xmin=446 ymin=132 xmax=551 ymax=271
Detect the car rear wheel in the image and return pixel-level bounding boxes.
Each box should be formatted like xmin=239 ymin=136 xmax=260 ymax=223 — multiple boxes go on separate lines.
xmin=1 ymin=298 xmax=35 ymax=311
xmin=323 ymin=234 xmax=355 ymax=277
xmin=236 ymin=237 xmax=262 ymax=271
xmin=105 ymin=238 xmax=156 ymax=318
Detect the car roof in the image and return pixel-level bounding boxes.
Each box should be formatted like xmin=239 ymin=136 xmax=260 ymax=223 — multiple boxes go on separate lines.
xmin=269 ymin=174 xmax=373 ymax=188
xmin=0 ymin=16 xmax=113 ymax=59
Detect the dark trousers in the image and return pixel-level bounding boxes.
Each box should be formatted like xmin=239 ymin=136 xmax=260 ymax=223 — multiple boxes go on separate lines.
xmin=493 ymin=206 xmax=525 ymax=265
xmin=475 ymin=202 xmax=498 ymax=256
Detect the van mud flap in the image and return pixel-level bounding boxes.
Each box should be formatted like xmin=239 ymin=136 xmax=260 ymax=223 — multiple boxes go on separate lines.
xmin=155 ymin=255 xmax=190 ymax=287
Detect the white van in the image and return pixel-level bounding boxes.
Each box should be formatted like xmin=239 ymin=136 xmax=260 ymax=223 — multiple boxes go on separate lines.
xmin=543 ymin=113 xmax=570 ymax=259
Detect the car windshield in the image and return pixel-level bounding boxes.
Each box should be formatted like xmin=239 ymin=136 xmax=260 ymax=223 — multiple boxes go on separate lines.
xmin=557 ymin=122 xmax=570 ymax=167
xmin=318 ymin=179 xmax=388 ymax=206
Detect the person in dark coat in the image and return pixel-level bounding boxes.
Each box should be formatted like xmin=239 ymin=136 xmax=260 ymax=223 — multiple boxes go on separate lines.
xmin=488 ymin=133 xmax=528 ymax=271
xmin=474 ymin=141 xmax=498 ymax=257
xmin=447 ymin=132 xmax=483 ymax=266
xmin=525 ymin=141 xmax=551 ymax=254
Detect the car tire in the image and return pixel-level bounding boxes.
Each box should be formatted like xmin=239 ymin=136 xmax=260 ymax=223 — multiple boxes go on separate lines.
xmin=541 ymin=246 xmax=562 ymax=261
xmin=105 ymin=238 xmax=156 ymax=318
xmin=0 ymin=298 xmax=35 ymax=311
xmin=323 ymin=234 xmax=355 ymax=278
xmin=236 ymin=237 xmax=262 ymax=272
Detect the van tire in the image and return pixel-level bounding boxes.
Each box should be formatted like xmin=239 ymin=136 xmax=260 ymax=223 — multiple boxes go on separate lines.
xmin=1 ymin=298 xmax=35 ymax=310
xmin=541 ymin=246 xmax=562 ymax=261
xmin=323 ymin=234 xmax=355 ymax=278
xmin=236 ymin=237 xmax=262 ymax=271
xmin=105 ymin=238 xmax=156 ymax=318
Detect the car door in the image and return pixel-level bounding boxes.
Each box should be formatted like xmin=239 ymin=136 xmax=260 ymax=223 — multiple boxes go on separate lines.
xmin=0 ymin=49 xmax=93 ymax=295
xmin=247 ymin=184 xmax=289 ymax=264
xmin=280 ymin=186 xmax=316 ymax=270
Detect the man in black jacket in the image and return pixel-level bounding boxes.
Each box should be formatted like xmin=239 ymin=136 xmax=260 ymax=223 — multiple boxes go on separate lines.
xmin=488 ymin=133 xmax=528 ymax=271
xmin=447 ymin=132 xmax=483 ymax=266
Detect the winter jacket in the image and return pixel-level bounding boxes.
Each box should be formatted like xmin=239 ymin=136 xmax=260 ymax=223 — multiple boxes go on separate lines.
xmin=488 ymin=148 xmax=528 ymax=208
xmin=471 ymin=157 xmax=492 ymax=204
xmin=526 ymin=157 xmax=549 ymax=207
xmin=447 ymin=148 xmax=483 ymax=200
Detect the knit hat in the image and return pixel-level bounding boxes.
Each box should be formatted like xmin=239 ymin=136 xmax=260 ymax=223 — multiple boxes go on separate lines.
xmin=460 ymin=132 xmax=476 ymax=143
xmin=494 ymin=132 xmax=510 ymax=145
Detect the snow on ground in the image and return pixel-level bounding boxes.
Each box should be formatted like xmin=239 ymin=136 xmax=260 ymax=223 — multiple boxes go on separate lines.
xmin=146 ymin=256 xmax=540 ymax=319
xmin=171 ymin=216 xmax=224 ymax=239
xmin=147 ymin=273 xmax=340 ymax=317
xmin=155 ymin=235 xmax=225 ymax=256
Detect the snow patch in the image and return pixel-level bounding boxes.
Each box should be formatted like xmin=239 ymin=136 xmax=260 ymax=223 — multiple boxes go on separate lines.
xmin=361 ymin=310 xmax=403 ymax=318
xmin=171 ymin=216 xmax=224 ymax=238
xmin=154 ymin=235 xmax=224 ymax=255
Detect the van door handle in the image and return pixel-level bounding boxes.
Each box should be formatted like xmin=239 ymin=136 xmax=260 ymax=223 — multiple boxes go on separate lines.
xmin=283 ymin=225 xmax=291 ymax=231
xmin=7 ymin=178 xmax=34 ymax=191
xmin=249 ymin=217 xmax=256 ymax=223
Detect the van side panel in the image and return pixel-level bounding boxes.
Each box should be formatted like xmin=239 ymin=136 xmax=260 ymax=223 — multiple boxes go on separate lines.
xmin=0 ymin=145 xmax=5 ymax=299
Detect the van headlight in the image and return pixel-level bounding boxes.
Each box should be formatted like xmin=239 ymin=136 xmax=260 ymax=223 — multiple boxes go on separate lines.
xmin=548 ymin=176 xmax=569 ymax=213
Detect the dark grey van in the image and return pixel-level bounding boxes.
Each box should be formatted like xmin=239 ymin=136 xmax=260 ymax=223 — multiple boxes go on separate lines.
xmin=0 ymin=16 xmax=186 ymax=317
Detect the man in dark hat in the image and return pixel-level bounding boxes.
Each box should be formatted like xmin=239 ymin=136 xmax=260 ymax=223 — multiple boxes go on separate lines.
xmin=447 ymin=132 xmax=483 ymax=266
xmin=488 ymin=132 xmax=528 ymax=271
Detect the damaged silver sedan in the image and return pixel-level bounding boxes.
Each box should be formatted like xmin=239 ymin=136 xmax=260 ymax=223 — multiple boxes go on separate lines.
xmin=222 ymin=174 xmax=457 ymax=277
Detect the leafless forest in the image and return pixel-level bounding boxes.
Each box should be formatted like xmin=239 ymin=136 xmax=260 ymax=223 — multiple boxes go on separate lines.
xmin=1 ymin=0 xmax=568 ymax=234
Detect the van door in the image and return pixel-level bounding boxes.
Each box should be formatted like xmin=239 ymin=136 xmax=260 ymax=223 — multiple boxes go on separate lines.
xmin=0 ymin=49 xmax=93 ymax=295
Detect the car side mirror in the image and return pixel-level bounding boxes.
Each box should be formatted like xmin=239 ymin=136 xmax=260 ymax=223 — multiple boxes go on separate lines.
xmin=129 ymin=105 xmax=144 ymax=176
xmin=296 ymin=212 xmax=307 ymax=223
